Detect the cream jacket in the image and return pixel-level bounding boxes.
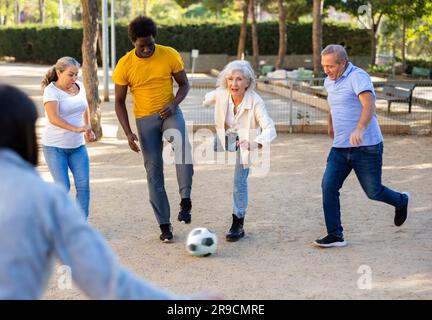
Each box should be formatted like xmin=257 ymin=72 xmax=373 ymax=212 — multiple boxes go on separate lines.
xmin=203 ymin=88 xmax=277 ymax=166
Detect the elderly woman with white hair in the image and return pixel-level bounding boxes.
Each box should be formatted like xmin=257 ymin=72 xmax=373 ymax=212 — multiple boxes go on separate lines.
xmin=203 ymin=60 xmax=276 ymax=241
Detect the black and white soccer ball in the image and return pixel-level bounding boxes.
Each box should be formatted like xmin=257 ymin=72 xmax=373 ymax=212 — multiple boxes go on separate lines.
xmin=186 ymin=227 xmax=218 ymax=257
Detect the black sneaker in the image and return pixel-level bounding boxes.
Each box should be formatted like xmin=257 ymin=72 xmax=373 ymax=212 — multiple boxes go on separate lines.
xmin=178 ymin=198 xmax=192 ymax=224
xmin=159 ymin=224 xmax=173 ymax=243
xmin=395 ymin=192 xmax=410 ymax=227
xmin=313 ymin=234 xmax=347 ymax=248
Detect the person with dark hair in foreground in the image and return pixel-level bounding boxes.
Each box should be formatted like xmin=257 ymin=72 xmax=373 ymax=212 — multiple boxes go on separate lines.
xmin=0 ymin=85 xmax=219 ymax=300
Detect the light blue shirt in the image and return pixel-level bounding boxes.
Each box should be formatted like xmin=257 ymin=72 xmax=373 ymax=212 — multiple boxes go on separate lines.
xmin=324 ymin=62 xmax=383 ymax=148
xmin=0 ymin=149 xmax=179 ymax=300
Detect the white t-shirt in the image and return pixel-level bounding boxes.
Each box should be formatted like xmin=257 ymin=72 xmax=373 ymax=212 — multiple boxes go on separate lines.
xmin=42 ymin=81 xmax=87 ymax=148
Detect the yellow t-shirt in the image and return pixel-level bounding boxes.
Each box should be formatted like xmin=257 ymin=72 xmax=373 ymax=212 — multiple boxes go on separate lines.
xmin=112 ymin=44 xmax=184 ymax=118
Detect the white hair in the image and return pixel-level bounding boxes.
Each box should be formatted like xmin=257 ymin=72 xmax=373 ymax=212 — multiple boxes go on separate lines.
xmin=321 ymin=44 xmax=348 ymax=64
xmin=216 ymin=60 xmax=256 ymax=91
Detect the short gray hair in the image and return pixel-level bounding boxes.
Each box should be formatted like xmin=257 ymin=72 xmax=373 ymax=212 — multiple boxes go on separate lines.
xmin=321 ymin=44 xmax=348 ymax=64
xmin=216 ymin=60 xmax=256 ymax=91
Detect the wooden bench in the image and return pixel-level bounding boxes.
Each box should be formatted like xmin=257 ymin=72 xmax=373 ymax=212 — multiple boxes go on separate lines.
xmin=412 ymin=67 xmax=431 ymax=79
xmin=376 ymin=83 xmax=416 ymax=113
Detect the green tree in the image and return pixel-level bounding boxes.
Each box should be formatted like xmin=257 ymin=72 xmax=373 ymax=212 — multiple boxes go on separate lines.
xmin=386 ymin=0 xmax=430 ymax=71
xmin=408 ymin=3 xmax=432 ymax=58
xmin=174 ymin=0 xmax=232 ymax=19
xmin=326 ymin=0 xmax=395 ymax=66
xmin=149 ymin=0 xmax=184 ymax=22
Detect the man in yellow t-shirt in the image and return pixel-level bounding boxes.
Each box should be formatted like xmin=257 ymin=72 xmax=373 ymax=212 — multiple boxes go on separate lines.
xmin=112 ymin=16 xmax=193 ymax=243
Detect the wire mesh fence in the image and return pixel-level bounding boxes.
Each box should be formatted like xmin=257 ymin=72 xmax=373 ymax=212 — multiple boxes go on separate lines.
xmin=180 ymin=77 xmax=432 ymax=135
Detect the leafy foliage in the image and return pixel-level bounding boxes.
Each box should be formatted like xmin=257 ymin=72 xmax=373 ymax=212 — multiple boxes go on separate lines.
xmin=0 ymin=21 xmax=371 ymax=64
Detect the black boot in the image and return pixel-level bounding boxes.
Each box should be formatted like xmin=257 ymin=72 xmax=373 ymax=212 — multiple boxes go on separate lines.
xmin=226 ymin=214 xmax=245 ymax=242
xmin=178 ymin=198 xmax=192 ymax=224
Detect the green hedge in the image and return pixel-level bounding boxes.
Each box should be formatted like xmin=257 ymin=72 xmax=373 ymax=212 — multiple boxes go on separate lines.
xmin=0 ymin=26 xmax=83 ymax=64
xmin=0 ymin=22 xmax=371 ymax=64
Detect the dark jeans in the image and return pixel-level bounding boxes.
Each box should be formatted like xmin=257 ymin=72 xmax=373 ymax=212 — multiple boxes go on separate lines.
xmin=136 ymin=109 xmax=193 ymax=225
xmin=321 ymin=142 xmax=406 ymax=237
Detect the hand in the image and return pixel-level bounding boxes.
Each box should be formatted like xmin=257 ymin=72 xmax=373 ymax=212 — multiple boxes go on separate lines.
xmin=85 ymin=129 xmax=96 ymax=142
xmin=74 ymin=126 xmax=87 ymax=133
xmin=237 ymin=140 xmax=261 ymax=151
xmin=159 ymin=104 xmax=177 ymax=120
xmin=127 ymin=132 xmax=141 ymax=153
xmin=349 ymin=127 xmax=365 ymax=146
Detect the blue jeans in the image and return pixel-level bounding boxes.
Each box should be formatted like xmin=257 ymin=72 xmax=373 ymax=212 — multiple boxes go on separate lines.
xmin=136 ymin=109 xmax=193 ymax=225
xmin=233 ymin=151 xmax=250 ymax=218
xmin=321 ymin=142 xmax=405 ymax=237
xmin=43 ymin=145 xmax=90 ymax=219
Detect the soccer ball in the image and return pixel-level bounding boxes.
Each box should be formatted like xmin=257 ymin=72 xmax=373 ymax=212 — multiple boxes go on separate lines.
xmin=186 ymin=227 xmax=218 ymax=257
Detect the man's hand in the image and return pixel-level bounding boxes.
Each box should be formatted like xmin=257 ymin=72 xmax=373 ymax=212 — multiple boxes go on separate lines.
xmin=159 ymin=103 xmax=177 ymax=120
xmin=349 ymin=127 xmax=365 ymax=146
xmin=127 ymin=132 xmax=141 ymax=153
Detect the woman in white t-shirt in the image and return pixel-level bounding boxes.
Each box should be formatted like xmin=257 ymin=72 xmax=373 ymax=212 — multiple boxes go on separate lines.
xmin=41 ymin=56 xmax=95 ymax=220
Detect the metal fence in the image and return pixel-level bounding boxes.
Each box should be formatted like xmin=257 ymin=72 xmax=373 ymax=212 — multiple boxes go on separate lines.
xmin=181 ymin=77 xmax=432 ymax=135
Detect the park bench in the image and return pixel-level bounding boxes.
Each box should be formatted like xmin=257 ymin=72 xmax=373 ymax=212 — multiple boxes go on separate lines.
xmin=376 ymin=83 xmax=416 ymax=113
xmin=412 ymin=67 xmax=431 ymax=79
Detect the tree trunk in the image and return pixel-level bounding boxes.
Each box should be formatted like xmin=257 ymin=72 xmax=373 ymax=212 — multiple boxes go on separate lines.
xmin=38 ymin=0 xmax=45 ymax=23
xmin=4 ymin=0 xmax=10 ymax=25
xmin=370 ymin=13 xmax=382 ymax=67
xmin=402 ymin=19 xmax=406 ymax=73
xmin=81 ymin=0 xmax=103 ymax=140
xmin=250 ymin=0 xmax=259 ymax=70
xmin=312 ymin=0 xmax=322 ymax=77
xmin=275 ymin=0 xmax=286 ymax=69
xmin=237 ymin=0 xmax=249 ymax=60
xmin=391 ymin=37 xmax=396 ymax=78
xmin=370 ymin=27 xmax=377 ymax=66
xmin=15 ymin=0 xmax=20 ymax=24
xmin=143 ymin=0 xmax=148 ymax=15
xmin=59 ymin=0 xmax=64 ymax=26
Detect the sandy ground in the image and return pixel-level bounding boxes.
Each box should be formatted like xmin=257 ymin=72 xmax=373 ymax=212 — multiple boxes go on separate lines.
xmin=1 ymin=63 xmax=432 ymax=300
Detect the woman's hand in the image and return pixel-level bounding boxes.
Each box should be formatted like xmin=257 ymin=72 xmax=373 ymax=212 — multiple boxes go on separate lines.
xmin=237 ymin=140 xmax=262 ymax=151
xmin=84 ymin=128 xmax=96 ymax=142
xmin=74 ymin=126 xmax=87 ymax=133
